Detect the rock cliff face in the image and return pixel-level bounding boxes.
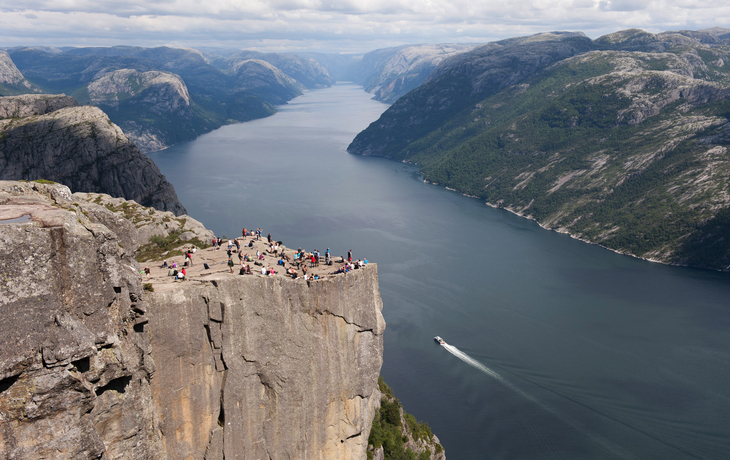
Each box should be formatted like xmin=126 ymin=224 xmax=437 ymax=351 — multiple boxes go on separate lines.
xmin=87 ymin=69 xmax=196 ymax=152
xmin=0 ymin=181 xmax=164 ymax=459
xmin=346 ymin=44 xmax=475 ymax=103
xmin=88 ymin=69 xmax=191 ymax=111
xmin=148 ymin=270 xmax=385 ymax=460
xmin=0 ymin=181 xmax=386 ymax=460
xmin=0 ymin=94 xmax=186 ymax=215
xmin=0 ymin=51 xmax=37 ymax=95
xmin=231 ymin=59 xmax=303 ymax=105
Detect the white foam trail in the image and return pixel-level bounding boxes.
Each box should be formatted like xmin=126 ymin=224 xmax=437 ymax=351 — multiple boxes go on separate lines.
xmin=439 ymin=341 xmax=640 ymax=459
xmin=442 ymin=343 xmax=530 ymax=400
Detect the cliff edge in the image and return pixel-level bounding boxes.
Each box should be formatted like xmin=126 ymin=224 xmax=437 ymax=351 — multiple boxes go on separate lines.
xmin=0 ymin=94 xmax=186 ymax=216
xmin=0 ymin=180 xmax=385 ymax=459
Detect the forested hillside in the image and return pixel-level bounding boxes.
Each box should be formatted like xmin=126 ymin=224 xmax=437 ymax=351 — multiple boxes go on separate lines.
xmin=349 ymin=29 xmax=730 ymax=270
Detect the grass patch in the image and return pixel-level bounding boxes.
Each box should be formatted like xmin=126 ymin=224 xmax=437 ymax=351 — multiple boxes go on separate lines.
xmin=368 ymin=377 xmax=441 ymax=460
xmin=135 ymin=230 xmax=210 ymax=263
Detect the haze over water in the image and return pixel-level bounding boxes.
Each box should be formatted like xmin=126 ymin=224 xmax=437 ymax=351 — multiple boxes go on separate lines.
xmin=150 ymin=83 xmax=730 ymax=460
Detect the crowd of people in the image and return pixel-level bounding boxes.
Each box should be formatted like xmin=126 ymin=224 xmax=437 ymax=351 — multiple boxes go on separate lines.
xmin=145 ymin=227 xmax=369 ymax=284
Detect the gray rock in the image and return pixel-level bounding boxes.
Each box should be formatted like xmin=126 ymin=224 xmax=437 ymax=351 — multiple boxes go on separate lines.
xmin=347 ymin=44 xmax=476 ymax=103
xmin=0 ymin=180 xmax=165 ymax=459
xmin=148 ymin=269 xmax=385 ymax=460
xmin=0 ymin=97 xmax=187 ymax=215
xmin=0 ymin=93 xmax=77 ymax=119
xmin=0 ymin=180 xmax=387 ymax=460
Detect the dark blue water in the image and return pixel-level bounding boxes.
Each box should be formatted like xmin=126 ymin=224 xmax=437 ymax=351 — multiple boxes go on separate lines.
xmin=150 ymin=83 xmax=730 ymax=460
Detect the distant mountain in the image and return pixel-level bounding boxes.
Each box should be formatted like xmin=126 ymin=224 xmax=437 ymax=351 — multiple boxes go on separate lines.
xmin=0 ymin=94 xmax=186 ymax=215
xmin=230 ymin=59 xmax=303 ymax=104
xmin=5 ymin=46 xmax=291 ymax=151
xmin=349 ymin=28 xmax=730 ymax=270
xmin=345 ymin=44 xmax=475 ymax=102
xmin=227 ymin=51 xmax=333 ymax=89
xmin=0 ymin=50 xmax=41 ymax=95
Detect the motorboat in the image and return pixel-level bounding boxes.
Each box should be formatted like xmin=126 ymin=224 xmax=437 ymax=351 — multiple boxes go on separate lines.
xmin=434 ymin=336 xmax=445 ymax=345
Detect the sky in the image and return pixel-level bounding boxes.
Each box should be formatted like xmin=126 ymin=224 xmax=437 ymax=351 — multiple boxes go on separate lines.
xmin=0 ymin=0 xmax=729 ymax=53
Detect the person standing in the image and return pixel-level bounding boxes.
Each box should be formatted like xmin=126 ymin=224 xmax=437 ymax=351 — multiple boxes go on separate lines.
xmin=348 ymin=249 xmax=353 ymax=263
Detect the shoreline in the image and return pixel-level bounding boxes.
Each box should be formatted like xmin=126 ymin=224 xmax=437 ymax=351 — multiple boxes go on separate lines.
xmin=424 ymin=178 xmax=728 ymax=273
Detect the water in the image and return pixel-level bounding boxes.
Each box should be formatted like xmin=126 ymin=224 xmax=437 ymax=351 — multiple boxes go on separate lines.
xmin=150 ymin=83 xmax=730 ymax=459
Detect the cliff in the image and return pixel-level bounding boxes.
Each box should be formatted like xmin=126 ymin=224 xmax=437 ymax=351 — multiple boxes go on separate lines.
xmin=0 ymin=180 xmax=386 ymax=459
xmin=86 ymin=69 xmax=206 ymax=152
xmin=0 ymin=51 xmax=38 ymax=96
xmin=348 ymin=28 xmax=730 ymax=270
xmin=0 ymin=94 xmax=186 ymax=216
xmin=345 ymin=44 xmax=475 ymax=103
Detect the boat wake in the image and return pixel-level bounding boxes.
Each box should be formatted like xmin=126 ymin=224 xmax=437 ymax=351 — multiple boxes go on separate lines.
xmin=438 ymin=339 xmax=643 ymax=459
xmin=441 ymin=343 xmax=531 ymax=401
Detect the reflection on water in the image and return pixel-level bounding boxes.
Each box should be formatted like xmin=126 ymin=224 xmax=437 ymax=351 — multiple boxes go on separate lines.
xmin=150 ymin=83 xmax=730 ymax=460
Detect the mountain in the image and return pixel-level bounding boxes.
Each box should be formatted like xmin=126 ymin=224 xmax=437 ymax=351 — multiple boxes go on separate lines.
xmin=0 ymin=94 xmax=186 ymax=215
xmin=230 ymin=59 xmax=303 ymax=104
xmin=346 ymin=44 xmax=475 ymax=103
xmin=3 ymin=46 xmax=286 ymax=152
xmin=349 ymin=28 xmax=730 ymax=270
xmin=0 ymin=50 xmax=40 ymax=95
xmin=226 ymin=50 xmax=333 ymax=89
xmin=83 ymin=68 xmax=225 ymax=152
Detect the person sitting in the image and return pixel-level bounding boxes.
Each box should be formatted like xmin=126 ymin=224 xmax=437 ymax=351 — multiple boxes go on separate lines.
xmin=176 ymin=268 xmax=186 ymax=281
xmin=172 ymin=261 xmax=177 ymax=268
xmin=261 ymin=266 xmax=267 ymax=275
xmin=162 ymin=260 xmax=168 ymax=269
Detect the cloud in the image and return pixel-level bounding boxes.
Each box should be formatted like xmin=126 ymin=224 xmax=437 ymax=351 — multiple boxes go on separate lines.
xmin=0 ymin=0 xmax=729 ymax=52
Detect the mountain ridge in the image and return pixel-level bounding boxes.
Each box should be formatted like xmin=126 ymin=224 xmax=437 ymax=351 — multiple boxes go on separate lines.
xmin=348 ymin=28 xmax=730 ymax=270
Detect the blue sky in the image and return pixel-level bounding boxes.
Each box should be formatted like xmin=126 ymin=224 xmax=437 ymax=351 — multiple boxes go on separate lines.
xmin=1 ymin=0 xmax=728 ymax=53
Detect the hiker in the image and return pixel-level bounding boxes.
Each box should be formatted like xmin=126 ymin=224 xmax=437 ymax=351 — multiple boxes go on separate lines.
xmin=348 ymin=249 xmax=352 ymax=263
xmin=228 ymin=258 xmax=234 ymax=273
xmin=144 ymin=266 xmax=151 ymax=280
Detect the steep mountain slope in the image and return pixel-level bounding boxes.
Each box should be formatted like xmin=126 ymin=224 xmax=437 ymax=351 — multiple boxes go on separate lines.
xmin=0 ymin=94 xmax=186 ymax=215
xmin=84 ymin=68 xmax=222 ymax=152
xmin=346 ymin=44 xmax=475 ymax=103
xmin=0 ymin=50 xmax=40 ymax=95
xmin=349 ymin=29 xmax=730 ymax=270
xmin=227 ymin=50 xmax=333 ymax=88
xmin=230 ymin=59 xmax=303 ymax=104
xmin=6 ymin=46 xmax=278 ymax=152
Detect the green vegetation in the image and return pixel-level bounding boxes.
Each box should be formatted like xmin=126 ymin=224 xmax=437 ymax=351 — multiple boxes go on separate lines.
xmin=368 ymin=377 xmax=442 ymax=460
xmin=135 ymin=229 xmax=209 ymax=262
xmin=352 ymin=42 xmax=730 ymax=270
xmin=143 ymin=283 xmax=154 ymax=292
xmin=32 ymin=179 xmax=55 ymax=184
